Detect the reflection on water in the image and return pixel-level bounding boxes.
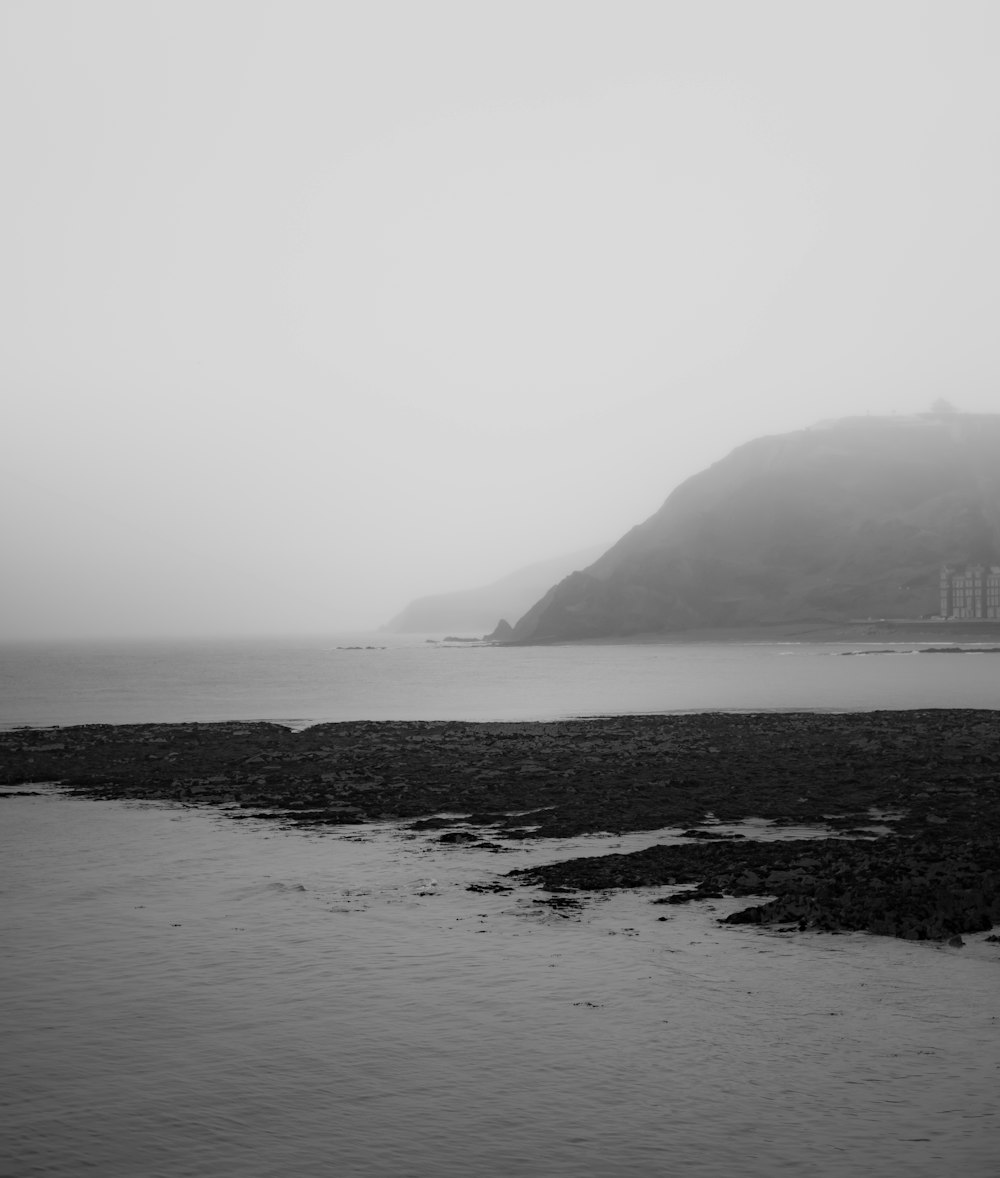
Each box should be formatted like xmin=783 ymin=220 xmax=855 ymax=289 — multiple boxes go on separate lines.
xmin=3 ymin=789 xmax=998 ymax=1177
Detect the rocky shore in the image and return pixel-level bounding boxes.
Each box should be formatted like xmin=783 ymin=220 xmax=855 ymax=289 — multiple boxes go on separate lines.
xmin=3 ymin=711 xmax=999 ymax=942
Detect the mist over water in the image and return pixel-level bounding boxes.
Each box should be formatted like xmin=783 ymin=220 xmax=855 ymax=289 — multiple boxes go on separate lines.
xmin=4 ymin=790 xmax=997 ymax=1177
xmin=5 ymin=3 xmax=1000 ymax=643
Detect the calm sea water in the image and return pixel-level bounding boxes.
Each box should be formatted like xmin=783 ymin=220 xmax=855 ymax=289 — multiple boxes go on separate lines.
xmin=3 ymin=637 xmax=1000 ymax=1176
xmin=2 ymin=632 xmax=1000 ymax=728
xmin=3 ymin=789 xmax=999 ymax=1178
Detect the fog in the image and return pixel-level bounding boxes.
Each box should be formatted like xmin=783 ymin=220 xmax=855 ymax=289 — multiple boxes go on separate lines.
xmin=3 ymin=1 xmax=999 ymax=640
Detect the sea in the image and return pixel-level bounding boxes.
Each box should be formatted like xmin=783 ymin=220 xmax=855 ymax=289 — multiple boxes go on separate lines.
xmin=3 ymin=634 xmax=1000 ymax=1176
xmin=4 ymin=630 xmax=1000 ymax=729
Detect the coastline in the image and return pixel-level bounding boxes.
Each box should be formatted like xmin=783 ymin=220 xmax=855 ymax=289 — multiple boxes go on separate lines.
xmin=509 ymin=619 xmax=1000 ymax=646
xmin=4 ymin=710 xmax=999 ymax=945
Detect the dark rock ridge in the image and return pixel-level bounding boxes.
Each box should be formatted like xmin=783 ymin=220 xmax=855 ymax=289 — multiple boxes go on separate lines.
xmin=2 ymin=711 xmax=997 ymax=838
xmin=383 ymin=544 xmax=607 ymax=634
xmin=510 ymin=413 xmax=1000 ymax=641
xmin=3 ymin=711 xmax=1000 ymax=942
xmin=515 ymin=835 xmax=1000 ymax=942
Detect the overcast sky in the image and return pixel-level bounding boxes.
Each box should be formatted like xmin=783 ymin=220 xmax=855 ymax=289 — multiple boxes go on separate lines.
xmin=3 ymin=0 xmax=999 ymax=640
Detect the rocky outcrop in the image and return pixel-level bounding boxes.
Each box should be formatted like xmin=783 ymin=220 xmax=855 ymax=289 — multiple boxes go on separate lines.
xmin=384 ymin=545 xmax=607 ymax=634
xmin=510 ymin=413 xmax=1000 ymax=641
xmin=516 ymin=835 xmax=1000 ymax=941
xmin=5 ymin=711 xmax=1000 ymax=941
xmin=5 ymin=710 xmax=1000 ymax=839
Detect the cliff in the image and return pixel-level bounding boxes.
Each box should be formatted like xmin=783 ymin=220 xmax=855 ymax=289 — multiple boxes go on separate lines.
xmin=510 ymin=413 xmax=1000 ymax=642
xmin=383 ymin=544 xmax=607 ymax=634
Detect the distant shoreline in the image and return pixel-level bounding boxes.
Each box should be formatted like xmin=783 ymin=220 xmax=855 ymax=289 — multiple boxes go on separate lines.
xmin=510 ymin=619 xmax=1000 ymax=647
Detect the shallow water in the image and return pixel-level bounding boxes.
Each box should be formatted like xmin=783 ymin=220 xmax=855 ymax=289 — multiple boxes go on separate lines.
xmin=3 ymin=788 xmax=998 ymax=1177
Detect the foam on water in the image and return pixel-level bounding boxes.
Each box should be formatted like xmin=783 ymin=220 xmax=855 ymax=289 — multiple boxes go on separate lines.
xmin=3 ymin=788 xmax=998 ymax=1177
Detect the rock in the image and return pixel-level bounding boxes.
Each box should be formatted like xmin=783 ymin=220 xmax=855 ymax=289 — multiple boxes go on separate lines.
xmin=7 ymin=711 xmax=1000 ymax=943
xmin=680 ymin=829 xmax=745 ymax=840
xmin=383 ymin=545 xmax=607 ymax=634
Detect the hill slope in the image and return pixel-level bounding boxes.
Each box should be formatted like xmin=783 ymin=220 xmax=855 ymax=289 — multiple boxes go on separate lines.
xmin=383 ymin=545 xmax=607 ymax=634
xmin=510 ymin=414 xmax=1000 ymax=642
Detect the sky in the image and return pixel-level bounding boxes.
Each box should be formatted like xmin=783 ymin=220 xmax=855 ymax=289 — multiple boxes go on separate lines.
xmin=3 ymin=0 xmax=1000 ymax=640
